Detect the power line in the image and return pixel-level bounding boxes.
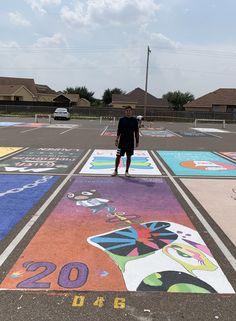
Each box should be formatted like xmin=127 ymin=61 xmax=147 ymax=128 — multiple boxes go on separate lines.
xmin=0 ymin=45 xmax=236 ymax=59
xmin=1 ymin=65 xmax=235 ymax=76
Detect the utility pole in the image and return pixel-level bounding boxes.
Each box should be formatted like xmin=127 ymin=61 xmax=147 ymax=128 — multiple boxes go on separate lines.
xmin=144 ymin=45 xmax=151 ymax=119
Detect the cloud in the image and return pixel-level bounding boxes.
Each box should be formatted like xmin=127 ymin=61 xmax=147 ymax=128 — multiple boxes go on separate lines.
xmin=0 ymin=34 xmax=76 ymax=91
xmin=149 ymin=32 xmax=180 ymax=50
xmin=33 ymin=33 xmax=67 ymax=47
xmin=8 ymin=12 xmax=31 ymax=27
xmin=25 ymin=0 xmax=61 ymax=15
xmin=60 ymin=0 xmax=161 ymax=27
xmin=0 ymin=41 xmax=20 ymax=49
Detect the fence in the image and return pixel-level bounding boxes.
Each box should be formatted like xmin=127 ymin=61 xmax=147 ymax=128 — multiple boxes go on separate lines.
xmin=0 ymin=104 xmax=235 ymax=122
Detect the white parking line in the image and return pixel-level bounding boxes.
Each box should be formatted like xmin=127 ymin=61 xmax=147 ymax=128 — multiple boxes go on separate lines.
xmin=205 ymin=132 xmax=222 ymax=139
xmin=214 ymin=151 xmax=236 ymax=164
xmin=100 ymin=126 xmax=108 ymax=136
xmin=151 ymin=150 xmax=236 ymax=271
xmin=59 ymin=128 xmax=75 ymax=135
xmin=20 ymin=128 xmax=41 ymax=133
xmin=0 ymin=149 xmax=91 ymax=268
xmin=166 ymin=129 xmax=182 ymax=137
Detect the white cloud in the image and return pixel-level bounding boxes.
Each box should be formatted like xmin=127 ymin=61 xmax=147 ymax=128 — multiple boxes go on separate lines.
xmin=150 ymin=32 xmax=180 ymax=50
xmin=8 ymin=12 xmax=31 ymax=27
xmin=60 ymin=0 xmax=161 ymax=27
xmin=25 ymin=0 xmax=61 ymax=15
xmin=0 ymin=41 xmax=20 ymax=49
xmin=33 ymin=33 xmax=67 ymax=47
xmin=0 ymin=35 xmax=76 ymax=91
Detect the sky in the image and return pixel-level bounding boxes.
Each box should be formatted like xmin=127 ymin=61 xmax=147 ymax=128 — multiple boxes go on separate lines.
xmin=1 ymin=0 xmax=236 ymax=99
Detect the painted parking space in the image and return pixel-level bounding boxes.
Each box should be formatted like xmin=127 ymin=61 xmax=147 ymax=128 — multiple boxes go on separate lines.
xmin=101 ymin=127 xmax=117 ymax=136
xmin=14 ymin=123 xmax=49 ymax=128
xmin=0 ymin=122 xmax=79 ymax=129
xmin=220 ymin=152 xmax=236 ymax=161
xmin=0 ymin=147 xmax=23 ymax=158
xmin=0 ymin=175 xmax=59 ymax=241
xmin=16 ymin=123 xmax=79 ymax=129
xmin=0 ymin=122 xmax=26 ymax=127
xmin=101 ymin=127 xmax=142 ymax=137
xmin=174 ymin=131 xmax=210 ymax=137
xmin=157 ymin=151 xmax=236 ymax=176
xmin=0 ymin=176 xmax=234 ymax=293
xmin=0 ymin=148 xmax=83 ymax=173
xmin=181 ymin=178 xmax=236 ymax=246
xmin=46 ymin=124 xmax=79 ymax=129
xmin=141 ymin=129 xmax=178 ymax=137
xmin=80 ymin=149 xmax=161 ymax=176
xmin=192 ymin=128 xmax=230 ymax=133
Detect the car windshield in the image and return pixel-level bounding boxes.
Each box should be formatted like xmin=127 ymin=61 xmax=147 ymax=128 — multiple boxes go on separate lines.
xmin=55 ymin=108 xmax=68 ymax=112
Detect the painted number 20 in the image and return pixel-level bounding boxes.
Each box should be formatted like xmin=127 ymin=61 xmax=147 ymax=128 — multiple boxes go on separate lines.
xmin=17 ymin=262 xmax=88 ymax=289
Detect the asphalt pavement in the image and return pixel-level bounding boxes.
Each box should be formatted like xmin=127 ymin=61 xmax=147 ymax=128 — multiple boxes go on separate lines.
xmin=0 ymin=116 xmax=235 ymax=321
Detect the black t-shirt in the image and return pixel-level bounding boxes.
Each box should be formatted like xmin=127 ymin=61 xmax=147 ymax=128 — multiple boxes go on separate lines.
xmin=117 ymin=116 xmax=139 ymax=149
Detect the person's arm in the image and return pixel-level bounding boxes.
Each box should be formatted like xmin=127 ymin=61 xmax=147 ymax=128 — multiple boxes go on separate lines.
xmin=115 ymin=119 xmax=121 ymax=146
xmin=135 ymin=118 xmax=139 ymax=147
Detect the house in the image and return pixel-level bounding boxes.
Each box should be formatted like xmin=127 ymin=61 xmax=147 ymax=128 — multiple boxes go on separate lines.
xmin=0 ymin=77 xmax=38 ymax=101
xmin=35 ymin=84 xmax=57 ymax=95
xmin=184 ymin=88 xmax=236 ymax=112
xmin=53 ymin=94 xmax=91 ymax=107
xmin=77 ymin=98 xmax=91 ymax=107
xmin=52 ymin=94 xmax=79 ymax=107
xmin=112 ymin=87 xmax=169 ymax=109
xmin=0 ymin=77 xmax=57 ymax=102
xmin=36 ymin=84 xmax=58 ymax=102
xmin=0 ymin=77 xmax=91 ymax=107
xmin=0 ymin=85 xmax=36 ymax=101
xmin=0 ymin=76 xmax=38 ymax=97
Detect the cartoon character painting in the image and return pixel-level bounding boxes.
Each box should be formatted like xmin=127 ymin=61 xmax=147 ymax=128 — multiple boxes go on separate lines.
xmin=67 ymin=189 xmax=116 ymax=214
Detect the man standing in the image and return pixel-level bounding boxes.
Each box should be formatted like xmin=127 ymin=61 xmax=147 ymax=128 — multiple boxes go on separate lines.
xmin=112 ymin=106 xmax=139 ymax=177
xmin=136 ymin=115 xmax=143 ymax=128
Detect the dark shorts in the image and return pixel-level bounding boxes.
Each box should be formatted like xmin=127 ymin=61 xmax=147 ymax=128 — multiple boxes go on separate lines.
xmin=116 ymin=147 xmax=134 ymax=157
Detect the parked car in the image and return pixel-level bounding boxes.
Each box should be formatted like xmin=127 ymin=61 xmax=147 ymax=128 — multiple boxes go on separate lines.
xmin=53 ymin=108 xmax=70 ymax=120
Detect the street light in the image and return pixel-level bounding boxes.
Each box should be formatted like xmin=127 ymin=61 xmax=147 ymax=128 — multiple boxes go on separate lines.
xmin=144 ymin=45 xmax=151 ymax=119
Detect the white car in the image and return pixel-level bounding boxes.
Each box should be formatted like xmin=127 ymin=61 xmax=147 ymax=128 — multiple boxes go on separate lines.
xmin=53 ymin=108 xmax=70 ymax=120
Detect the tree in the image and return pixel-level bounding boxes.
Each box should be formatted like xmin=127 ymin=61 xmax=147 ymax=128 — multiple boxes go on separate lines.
xmin=163 ymin=91 xmax=194 ymax=110
xmin=64 ymin=86 xmax=95 ymax=103
xmin=102 ymin=88 xmax=126 ymax=106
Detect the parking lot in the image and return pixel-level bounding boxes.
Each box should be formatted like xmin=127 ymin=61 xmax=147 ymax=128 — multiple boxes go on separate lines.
xmin=0 ymin=117 xmax=235 ymax=321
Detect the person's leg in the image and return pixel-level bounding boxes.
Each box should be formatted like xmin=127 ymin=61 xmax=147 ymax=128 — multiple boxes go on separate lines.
xmin=125 ymin=148 xmax=133 ymax=176
xmin=112 ymin=149 xmax=122 ymax=176
xmin=125 ymin=156 xmax=131 ymax=173
xmin=115 ymin=155 xmax=121 ymax=172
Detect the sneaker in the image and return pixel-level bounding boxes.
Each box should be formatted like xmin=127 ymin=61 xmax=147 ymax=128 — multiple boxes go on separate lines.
xmin=125 ymin=172 xmax=131 ymax=177
xmin=111 ymin=170 xmax=118 ymax=176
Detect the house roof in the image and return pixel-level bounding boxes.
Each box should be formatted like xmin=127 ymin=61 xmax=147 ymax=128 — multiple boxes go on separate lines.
xmin=0 ymin=85 xmax=23 ymax=95
xmin=185 ymin=88 xmax=236 ymax=108
xmin=112 ymin=87 xmax=169 ymax=107
xmin=64 ymin=94 xmax=80 ymax=102
xmin=79 ymin=98 xmax=90 ymax=103
xmin=35 ymin=84 xmax=56 ymax=94
xmin=0 ymin=85 xmax=35 ymax=99
xmin=53 ymin=93 xmax=80 ymax=103
xmin=112 ymin=94 xmax=136 ymax=103
xmin=0 ymin=77 xmax=37 ymax=96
